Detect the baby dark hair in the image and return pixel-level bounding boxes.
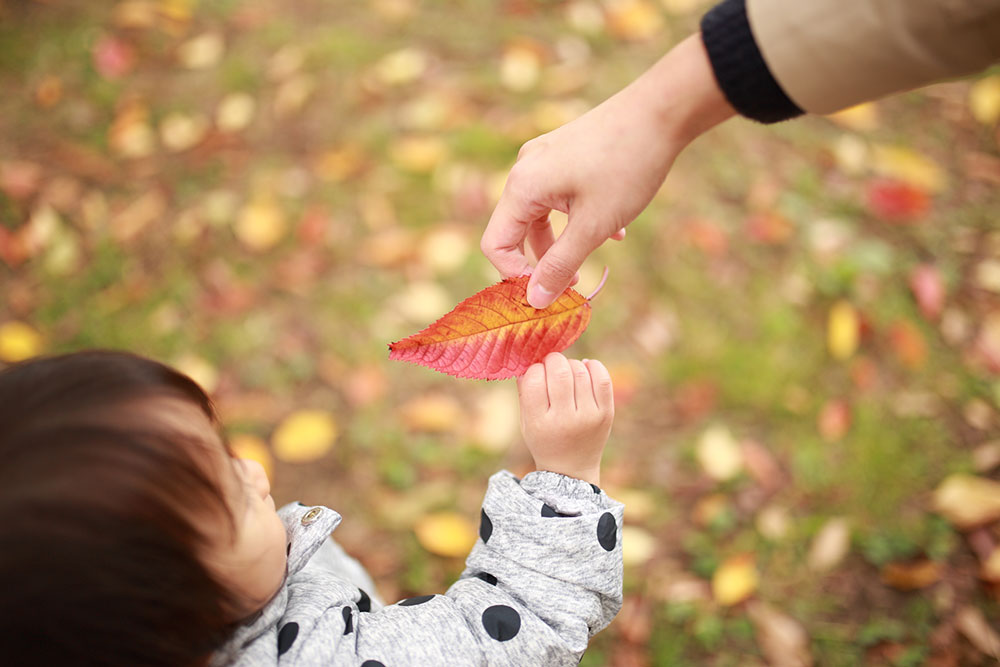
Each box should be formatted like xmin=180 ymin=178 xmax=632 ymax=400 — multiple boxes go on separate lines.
xmin=0 ymin=350 xmax=242 ymax=666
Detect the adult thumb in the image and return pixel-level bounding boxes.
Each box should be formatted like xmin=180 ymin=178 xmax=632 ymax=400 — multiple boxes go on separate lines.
xmin=526 ymin=226 xmax=597 ymax=309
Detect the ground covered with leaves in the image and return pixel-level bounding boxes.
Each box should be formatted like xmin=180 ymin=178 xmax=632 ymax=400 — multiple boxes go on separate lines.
xmin=2 ymin=0 xmax=1000 ymax=664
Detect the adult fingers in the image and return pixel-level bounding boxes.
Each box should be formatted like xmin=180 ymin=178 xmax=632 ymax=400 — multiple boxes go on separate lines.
xmin=569 ymin=359 xmax=594 ymax=411
xmin=543 ymin=352 xmax=574 ymax=411
xmin=481 ymin=178 xmax=554 ymax=279
xmin=526 ymin=215 xmax=602 ymax=309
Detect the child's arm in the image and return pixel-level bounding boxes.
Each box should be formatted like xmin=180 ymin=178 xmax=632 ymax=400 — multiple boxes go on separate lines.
xmin=338 ymin=353 xmax=622 ymax=665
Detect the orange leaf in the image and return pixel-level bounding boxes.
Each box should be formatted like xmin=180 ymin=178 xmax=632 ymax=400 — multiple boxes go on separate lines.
xmin=389 ymin=273 xmax=603 ymax=380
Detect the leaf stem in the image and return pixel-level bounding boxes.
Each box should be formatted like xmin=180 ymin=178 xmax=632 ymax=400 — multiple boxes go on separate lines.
xmin=586 ymin=266 xmax=610 ymax=301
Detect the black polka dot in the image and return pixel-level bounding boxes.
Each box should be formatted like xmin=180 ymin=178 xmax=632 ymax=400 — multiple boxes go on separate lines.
xmin=296 ymin=501 xmax=308 ymax=506
xmin=479 ymin=509 xmax=493 ymax=544
xmin=541 ymin=503 xmax=573 ymax=518
xmin=286 ymin=543 xmax=291 ymax=555
xmin=357 ymin=588 xmax=372 ymax=612
xmin=597 ymin=512 xmax=617 ymax=551
xmin=398 ymin=594 xmax=434 ymax=606
xmin=590 ymin=483 xmax=601 ymax=494
xmin=481 ymin=605 xmax=521 ymax=641
xmin=277 ymin=622 xmax=299 ymax=656
xmin=360 ymin=662 xmax=385 ymax=667
xmin=342 ymin=606 xmax=353 ymax=634
xmin=475 ymin=572 xmax=498 ymax=585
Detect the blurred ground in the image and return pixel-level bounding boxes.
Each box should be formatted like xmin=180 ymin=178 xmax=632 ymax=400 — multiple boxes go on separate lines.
xmin=2 ymin=0 xmax=1000 ymax=664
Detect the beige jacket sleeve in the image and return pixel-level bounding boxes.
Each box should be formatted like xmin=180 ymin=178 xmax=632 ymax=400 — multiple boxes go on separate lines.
xmin=748 ymin=0 xmax=1000 ymax=114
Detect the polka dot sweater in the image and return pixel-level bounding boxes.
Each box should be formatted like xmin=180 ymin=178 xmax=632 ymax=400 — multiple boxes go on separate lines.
xmin=211 ymin=470 xmax=624 ymax=666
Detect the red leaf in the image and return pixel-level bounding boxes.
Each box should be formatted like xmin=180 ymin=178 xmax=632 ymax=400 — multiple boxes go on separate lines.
xmin=866 ymin=179 xmax=930 ymax=222
xmin=93 ymin=35 xmax=136 ymax=80
xmin=909 ymin=263 xmax=945 ymax=321
xmin=888 ymin=319 xmax=927 ymax=369
xmin=818 ymin=399 xmax=850 ymax=442
xmin=388 ymin=274 xmax=602 ymax=380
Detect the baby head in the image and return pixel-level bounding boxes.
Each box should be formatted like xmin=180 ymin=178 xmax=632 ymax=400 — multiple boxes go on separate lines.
xmin=0 ymin=351 xmax=288 ymax=665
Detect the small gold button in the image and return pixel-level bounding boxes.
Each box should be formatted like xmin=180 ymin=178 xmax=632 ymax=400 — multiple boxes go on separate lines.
xmin=301 ymin=507 xmax=323 ymax=525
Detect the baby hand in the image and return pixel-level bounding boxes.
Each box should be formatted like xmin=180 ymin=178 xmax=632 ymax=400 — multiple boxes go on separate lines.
xmin=517 ymin=353 xmax=614 ymax=486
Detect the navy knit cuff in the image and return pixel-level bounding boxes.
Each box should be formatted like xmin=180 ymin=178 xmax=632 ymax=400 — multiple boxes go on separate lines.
xmin=700 ymin=0 xmax=803 ymax=123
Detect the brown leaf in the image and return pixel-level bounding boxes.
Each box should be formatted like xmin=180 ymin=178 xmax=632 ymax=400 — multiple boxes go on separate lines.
xmin=955 ymin=606 xmax=1000 ymax=658
xmin=880 ymin=559 xmax=942 ymax=591
xmin=933 ymin=474 xmax=1000 ymax=529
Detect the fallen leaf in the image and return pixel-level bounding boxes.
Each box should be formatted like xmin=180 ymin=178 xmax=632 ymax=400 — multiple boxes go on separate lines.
xmin=692 ymin=493 xmax=729 ymax=527
xmin=828 ymin=300 xmax=859 ymax=360
xmin=419 ymin=227 xmax=471 ymax=274
xmin=389 ymin=136 xmax=448 ymax=173
xmin=972 ymin=441 xmax=1000 ymax=473
xmin=974 ymin=259 xmax=1000 ymax=293
xmin=606 ymin=0 xmax=664 ymax=41
xmin=109 ymin=101 xmax=157 ymax=158
xmin=390 ymin=281 xmax=453 ymax=325
xmin=398 ymin=393 xmax=463 ymax=433
xmin=880 ymin=559 xmax=942 ymax=591
xmin=696 ymin=424 xmax=743 ymax=482
xmin=741 ymin=439 xmax=783 ymax=492
xmin=933 ymin=474 xmax=1000 ymax=529
xmin=160 ymin=112 xmax=209 ymax=152
xmin=827 ymin=102 xmax=879 ymax=131
xmin=888 ymin=320 xmax=927 ymax=370
xmin=909 ymin=264 xmax=945 ymax=321
xmin=969 ymin=75 xmax=1000 ymax=125
xmin=808 ymin=517 xmax=851 ymax=572
xmin=712 ymin=554 xmax=758 ymax=606
xmin=414 ymin=511 xmax=477 ymax=557
xmin=272 ymin=409 xmax=338 ymax=463
xmin=374 ymin=48 xmax=428 ymax=86
xmin=0 ymin=321 xmax=43 ymax=362
xmin=748 ymin=601 xmax=813 ymax=667
xmin=177 ymin=32 xmax=224 ymax=69
xmin=745 ymin=212 xmax=793 ymax=244
xmin=866 ymin=179 xmax=930 ymax=222
xmin=274 ymin=74 xmax=316 ymax=117
xmin=982 ymin=546 xmax=1000 ymax=582
xmin=229 ymin=434 xmax=274 ymax=481
xmin=216 ymin=93 xmax=256 ymax=132
xmin=113 ymin=1 xmax=158 ymax=29
xmin=756 ymin=505 xmax=791 ymax=540
xmin=34 ymin=74 xmax=62 ymax=108
xmin=500 ymin=43 xmax=542 ymax=92
xmin=234 ymin=196 xmax=286 ymax=251
xmin=955 ymin=606 xmax=1000 ymax=658
xmin=342 ymin=364 xmax=388 ymax=409
xmin=616 ymin=595 xmax=653 ymax=644
xmin=111 ymin=189 xmax=167 ymax=242
xmin=468 ymin=385 xmax=519 ymax=451
xmin=173 ymin=354 xmax=219 ymax=393
xmin=871 ymin=145 xmax=947 ymax=193
xmin=93 ymin=34 xmax=136 ymax=79
xmin=389 ymin=272 xmax=605 ymax=380
xmin=622 ymin=526 xmax=656 ymax=567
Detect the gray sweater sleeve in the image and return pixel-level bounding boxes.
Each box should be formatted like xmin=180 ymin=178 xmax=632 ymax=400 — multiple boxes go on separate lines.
xmin=345 ymin=470 xmax=624 ymax=666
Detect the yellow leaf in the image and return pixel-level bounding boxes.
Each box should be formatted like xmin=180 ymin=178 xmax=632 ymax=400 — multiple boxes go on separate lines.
xmin=229 ymin=434 xmax=274 ymax=480
xmin=390 ymin=136 xmax=448 ymax=173
xmin=177 ymin=32 xmax=224 ymax=69
xmin=374 ymin=48 xmax=428 ymax=86
xmin=414 ymin=511 xmax=477 ymax=557
xmin=159 ymin=112 xmax=209 ymax=152
xmin=982 ymin=546 xmax=1000 ymax=582
xmin=827 ymin=300 xmax=859 ymax=360
xmin=0 ymin=321 xmax=43 ymax=362
xmin=216 ymin=93 xmax=256 ymax=133
xmin=827 ymin=102 xmax=879 ymax=131
xmin=399 ymin=393 xmax=463 ymax=433
xmin=933 ymin=473 xmax=1000 ymax=529
xmin=234 ymin=196 xmax=286 ymax=251
xmin=969 ymin=75 xmax=1000 ymax=125
xmin=500 ymin=44 xmax=542 ymax=92
xmin=712 ymin=554 xmax=758 ymax=606
xmin=696 ymin=424 xmax=743 ymax=481
xmin=272 ymin=410 xmax=338 ymax=463
xmin=173 ymin=354 xmax=219 ymax=393
xmin=420 ymin=227 xmax=470 ymax=275
xmin=871 ymin=144 xmax=947 ymax=194
xmin=621 ymin=526 xmax=656 ymax=567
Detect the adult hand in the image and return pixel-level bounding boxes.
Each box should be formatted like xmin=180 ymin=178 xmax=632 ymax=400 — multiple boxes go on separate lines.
xmin=481 ymin=34 xmax=735 ymax=308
